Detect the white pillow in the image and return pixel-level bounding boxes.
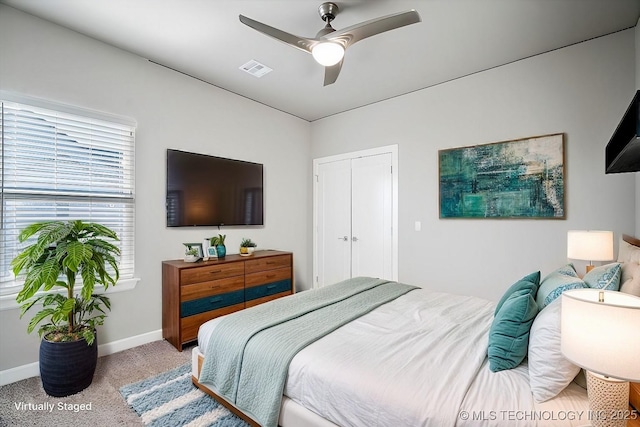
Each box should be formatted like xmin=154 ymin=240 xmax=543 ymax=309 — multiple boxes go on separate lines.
xmin=528 ymin=298 xmax=580 ymax=402
xmin=618 ymin=238 xmax=640 ymax=296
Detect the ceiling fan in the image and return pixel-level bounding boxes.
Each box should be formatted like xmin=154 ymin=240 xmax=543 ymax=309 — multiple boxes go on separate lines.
xmin=239 ymin=2 xmax=421 ymax=86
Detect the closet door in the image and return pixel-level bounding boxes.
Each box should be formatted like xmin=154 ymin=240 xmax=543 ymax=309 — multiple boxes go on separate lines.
xmin=314 ymin=149 xmax=396 ymax=288
xmin=316 ymin=159 xmax=352 ymax=286
xmin=351 ymin=153 xmax=393 ymax=279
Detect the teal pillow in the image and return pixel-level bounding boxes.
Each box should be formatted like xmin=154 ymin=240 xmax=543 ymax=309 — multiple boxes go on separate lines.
xmin=536 ymin=264 xmax=585 ymax=309
xmin=583 ymin=263 xmax=621 ymax=291
xmin=488 ymin=288 xmax=539 ymax=372
xmin=495 ymin=271 xmax=540 ymax=315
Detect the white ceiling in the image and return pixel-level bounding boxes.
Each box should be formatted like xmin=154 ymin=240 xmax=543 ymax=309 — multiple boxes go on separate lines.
xmin=3 ymin=0 xmax=639 ymax=121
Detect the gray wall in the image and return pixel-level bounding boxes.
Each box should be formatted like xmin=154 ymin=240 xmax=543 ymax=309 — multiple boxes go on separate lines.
xmin=0 ymin=5 xmax=312 ymax=372
xmin=311 ymin=29 xmax=637 ymax=300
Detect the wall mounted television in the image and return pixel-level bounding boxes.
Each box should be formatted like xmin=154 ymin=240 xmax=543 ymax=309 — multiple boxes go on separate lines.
xmin=166 ymin=149 xmax=263 ymax=227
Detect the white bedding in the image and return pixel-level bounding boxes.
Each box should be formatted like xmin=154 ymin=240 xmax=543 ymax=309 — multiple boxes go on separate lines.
xmin=197 ymin=288 xmax=589 ymax=427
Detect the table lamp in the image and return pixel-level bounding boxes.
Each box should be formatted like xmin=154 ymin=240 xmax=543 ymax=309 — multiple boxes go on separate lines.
xmin=561 ymin=289 xmax=640 ymax=427
xmin=567 ymin=230 xmax=614 ymax=273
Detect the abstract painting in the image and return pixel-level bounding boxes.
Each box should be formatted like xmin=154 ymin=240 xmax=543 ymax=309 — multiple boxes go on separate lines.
xmin=439 ymin=134 xmax=565 ymax=219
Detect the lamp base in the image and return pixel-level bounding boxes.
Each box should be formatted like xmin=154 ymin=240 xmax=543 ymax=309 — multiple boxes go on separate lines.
xmin=586 ymin=371 xmax=629 ymax=427
xmin=586 ymin=264 xmax=595 ymax=273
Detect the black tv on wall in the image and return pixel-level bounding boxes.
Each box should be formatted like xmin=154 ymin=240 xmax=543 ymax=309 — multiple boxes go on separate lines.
xmin=166 ymin=149 xmax=264 ymax=227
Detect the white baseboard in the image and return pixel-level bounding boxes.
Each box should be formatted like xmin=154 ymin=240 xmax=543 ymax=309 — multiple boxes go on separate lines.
xmin=0 ymin=329 xmax=163 ymax=386
xmin=0 ymin=361 xmax=40 ymax=387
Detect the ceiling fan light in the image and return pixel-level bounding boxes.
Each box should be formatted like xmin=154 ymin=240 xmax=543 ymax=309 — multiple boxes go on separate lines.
xmin=311 ymin=42 xmax=344 ymax=66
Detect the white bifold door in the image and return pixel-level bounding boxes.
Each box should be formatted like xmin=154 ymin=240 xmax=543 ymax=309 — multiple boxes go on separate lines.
xmin=314 ymin=148 xmax=397 ymax=288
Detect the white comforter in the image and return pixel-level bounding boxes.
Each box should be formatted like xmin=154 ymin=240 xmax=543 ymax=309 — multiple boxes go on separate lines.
xmin=283 ymin=289 xmax=493 ymax=427
xmin=198 ymin=288 xmax=589 ymax=427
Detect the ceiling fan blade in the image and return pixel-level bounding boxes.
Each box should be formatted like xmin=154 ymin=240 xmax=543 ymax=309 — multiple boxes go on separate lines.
xmin=323 ymin=60 xmax=343 ymax=86
xmin=239 ymin=15 xmax=316 ymax=53
xmin=325 ymin=10 xmax=421 ymax=48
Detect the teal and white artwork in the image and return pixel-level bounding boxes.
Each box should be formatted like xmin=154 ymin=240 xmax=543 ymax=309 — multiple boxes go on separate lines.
xmin=439 ymin=134 xmax=565 ymax=219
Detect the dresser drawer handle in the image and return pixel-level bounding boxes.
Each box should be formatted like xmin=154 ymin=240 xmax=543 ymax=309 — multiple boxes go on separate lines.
xmin=209 ymin=270 xmax=222 ymax=274
xmin=266 ymin=274 xmax=276 ymax=279
xmin=209 ymin=297 xmax=223 ymax=303
xmin=267 ymin=284 xmax=277 ymax=289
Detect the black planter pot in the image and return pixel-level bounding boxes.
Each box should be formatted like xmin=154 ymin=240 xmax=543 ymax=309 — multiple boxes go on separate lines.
xmin=39 ymin=334 xmax=98 ymax=397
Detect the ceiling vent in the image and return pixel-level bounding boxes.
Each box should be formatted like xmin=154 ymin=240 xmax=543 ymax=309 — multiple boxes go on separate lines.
xmin=239 ymin=60 xmax=272 ymax=78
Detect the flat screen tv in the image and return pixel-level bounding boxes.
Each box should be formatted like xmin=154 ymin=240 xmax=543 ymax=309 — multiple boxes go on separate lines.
xmin=166 ymin=149 xmax=263 ymax=227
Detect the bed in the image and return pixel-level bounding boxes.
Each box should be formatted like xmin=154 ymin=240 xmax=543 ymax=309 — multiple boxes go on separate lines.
xmin=191 ymin=234 xmax=640 ymax=427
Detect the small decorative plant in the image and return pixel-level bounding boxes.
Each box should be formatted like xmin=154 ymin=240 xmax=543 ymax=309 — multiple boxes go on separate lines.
xmin=210 ymin=234 xmax=226 ymax=247
xmin=11 ymin=220 xmax=120 ymax=345
xmin=240 ymin=238 xmax=257 ymax=255
xmin=240 ymin=238 xmax=256 ymax=248
xmin=210 ymin=234 xmax=227 ymax=258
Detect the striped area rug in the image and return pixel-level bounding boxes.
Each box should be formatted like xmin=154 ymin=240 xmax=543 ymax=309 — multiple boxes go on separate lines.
xmin=120 ymin=363 xmax=249 ymax=427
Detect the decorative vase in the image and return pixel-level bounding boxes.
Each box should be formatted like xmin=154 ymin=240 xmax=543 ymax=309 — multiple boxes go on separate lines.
xmin=216 ymin=244 xmax=226 ymax=258
xmin=39 ymin=334 xmax=98 ymax=397
xmin=202 ymin=238 xmax=210 ymax=260
xmin=247 ymin=247 xmax=255 ymax=255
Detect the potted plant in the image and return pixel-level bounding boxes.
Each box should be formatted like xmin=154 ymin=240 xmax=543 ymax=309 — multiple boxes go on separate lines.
xmin=183 ymin=244 xmax=200 ymax=262
xmin=210 ymin=234 xmax=226 ymax=258
xmin=239 ymin=238 xmax=257 ymax=256
xmin=11 ymin=220 xmax=120 ymax=397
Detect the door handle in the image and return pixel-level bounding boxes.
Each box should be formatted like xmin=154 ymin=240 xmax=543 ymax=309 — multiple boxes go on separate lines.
xmin=352 ymin=236 xmax=358 ymax=242
xmin=338 ymin=236 xmax=348 ymax=241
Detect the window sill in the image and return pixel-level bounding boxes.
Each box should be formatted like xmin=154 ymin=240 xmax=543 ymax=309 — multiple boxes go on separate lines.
xmin=0 ymin=277 xmax=141 ymax=312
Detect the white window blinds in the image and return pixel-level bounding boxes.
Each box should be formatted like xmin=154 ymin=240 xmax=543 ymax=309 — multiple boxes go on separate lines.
xmin=0 ymin=98 xmax=136 ymax=294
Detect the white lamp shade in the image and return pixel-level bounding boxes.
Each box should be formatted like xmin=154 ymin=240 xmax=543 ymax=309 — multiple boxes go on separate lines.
xmin=311 ymin=42 xmax=344 ymax=66
xmin=561 ymin=289 xmax=640 ymax=381
xmin=566 ymin=230 xmax=614 ymax=261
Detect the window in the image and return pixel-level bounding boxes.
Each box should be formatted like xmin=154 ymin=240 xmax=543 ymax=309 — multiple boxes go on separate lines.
xmin=0 ymin=94 xmax=136 ymax=296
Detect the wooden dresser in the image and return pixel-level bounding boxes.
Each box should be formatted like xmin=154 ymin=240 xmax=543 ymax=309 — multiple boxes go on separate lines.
xmin=162 ymin=250 xmax=293 ymax=351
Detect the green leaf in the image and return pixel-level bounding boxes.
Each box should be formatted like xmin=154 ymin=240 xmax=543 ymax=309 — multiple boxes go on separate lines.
xmin=50 ymin=298 xmax=75 ymax=324
xmin=81 ymin=328 xmax=96 ymax=346
xmin=10 ymin=250 xmax=31 ymax=276
xmin=16 ymin=258 xmax=61 ymax=303
xmin=80 ymin=266 xmax=96 ymax=300
xmin=83 ymin=222 xmax=119 ymax=241
xmin=19 ymin=295 xmax=46 ymax=318
xmin=17 ymin=222 xmax=54 ymax=242
xmin=26 ymin=308 xmax=57 ymax=334
xmin=63 ymin=241 xmax=93 ymax=273
xmin=88 ymin=238 xmax=120 ymax=256
xmin=32 ymin=221 xmax=74 ymax=248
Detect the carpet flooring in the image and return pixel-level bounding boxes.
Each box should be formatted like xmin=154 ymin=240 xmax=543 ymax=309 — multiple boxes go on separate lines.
xmin=120 ymin=363 xmax=248 ymax=427
xmin=0 ymin=340 xmax=196 ymax=426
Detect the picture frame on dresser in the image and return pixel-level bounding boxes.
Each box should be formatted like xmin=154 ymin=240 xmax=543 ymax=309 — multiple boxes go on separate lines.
xmin=207 ymin=245 xmax=217 ymax=258
xmin=183 ymin=242 xmax=204 ymax=258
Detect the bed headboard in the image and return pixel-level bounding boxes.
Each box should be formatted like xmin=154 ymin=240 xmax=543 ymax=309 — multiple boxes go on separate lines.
xmin=623 ymin=234 xmax=640 ymax=247
xmin=619 ymin=234 xmax=640 ymax=296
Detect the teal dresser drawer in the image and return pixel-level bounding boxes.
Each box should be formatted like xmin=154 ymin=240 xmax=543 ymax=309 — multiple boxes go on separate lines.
xmin=181 ymin=289 xmax=244 ymax=317
xmin=245 ymin=279 xmax=292 ymax=301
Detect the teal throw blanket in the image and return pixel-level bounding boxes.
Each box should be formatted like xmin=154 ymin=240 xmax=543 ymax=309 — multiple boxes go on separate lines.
xmin=198 ymin=277 xmax=417 ymax=427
